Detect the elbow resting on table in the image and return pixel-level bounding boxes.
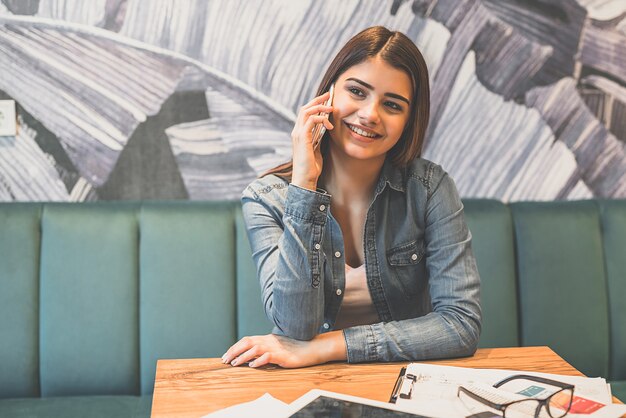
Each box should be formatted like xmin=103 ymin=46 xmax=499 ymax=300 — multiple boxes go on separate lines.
xmin=432 ymin=307 xmax=481 ymax=359
xmin=269 ymin=310 xmax=321 ymax=341
xmin=265 ymin=282 xmax=324 ymax=341
xmin=456 ymin=316 xmax=481 ymax=357
xmin=458 ymin=334 xmax=479 ymax=357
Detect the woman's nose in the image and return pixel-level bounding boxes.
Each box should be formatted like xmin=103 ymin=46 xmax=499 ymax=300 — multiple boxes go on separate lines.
xmin=357 ymin=100 xmax=380 ymax=125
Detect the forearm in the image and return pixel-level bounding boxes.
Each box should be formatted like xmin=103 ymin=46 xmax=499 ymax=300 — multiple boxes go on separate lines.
xmin=243 ymin=183 xmax=331 ymax=339
xmin=314 ymin=331 xmax=348 ymax=363
xmin=343 ymin=308 xmax=481 ymax=363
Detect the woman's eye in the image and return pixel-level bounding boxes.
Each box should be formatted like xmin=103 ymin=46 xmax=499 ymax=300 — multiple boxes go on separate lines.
xmin=348 ymin=87 xmax=365 ymax=97
xmin=385 ymin=101 xmax=403 ymax=111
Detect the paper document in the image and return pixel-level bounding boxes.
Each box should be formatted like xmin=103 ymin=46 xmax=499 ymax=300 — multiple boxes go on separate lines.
xmin=394 ymin=363 xmax=626 ymax=418
xmin=202 ymin=393 xmax=289 ymax=418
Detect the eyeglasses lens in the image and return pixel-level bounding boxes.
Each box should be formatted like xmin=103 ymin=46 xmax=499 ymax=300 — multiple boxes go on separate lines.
xmin=498 ymin=379 xmax=573 ymax=418
xmin=547 ymin=388 xmax=574 ymax=418
xmin=457 ymin=389 xmax=502 ymax=416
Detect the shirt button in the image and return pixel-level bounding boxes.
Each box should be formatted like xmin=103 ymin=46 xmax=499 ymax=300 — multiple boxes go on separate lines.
xmin=323 ymin=323 xmax=330 ymax=329
xmin=336 ymin=289 xmax=342 ymax=296
xmin=411 ymin=253 xmax=418 ymax=261
xmin=334 ymin=251 xmax=341 ymax=258
xmin=319 ymin=204 xmax=326 ymax=211
xmin=315 ymin=243 xmax=321 ymax=250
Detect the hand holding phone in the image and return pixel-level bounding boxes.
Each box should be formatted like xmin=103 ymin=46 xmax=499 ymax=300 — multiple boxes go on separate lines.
xmin=290 ymin=86 xmax=334 ymax=191
xmin=311 ymin=84 xmax=334 ymax=150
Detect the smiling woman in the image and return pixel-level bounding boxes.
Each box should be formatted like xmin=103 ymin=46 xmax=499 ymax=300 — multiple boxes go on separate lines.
xmin=222 ymin=26 xmax=481 ymax=369
xmin=327 ymin=58 xmax=412 ymax=164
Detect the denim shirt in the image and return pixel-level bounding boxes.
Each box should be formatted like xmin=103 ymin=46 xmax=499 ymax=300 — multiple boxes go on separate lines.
xmin=241 ymin=157 xmax=481 ymax=363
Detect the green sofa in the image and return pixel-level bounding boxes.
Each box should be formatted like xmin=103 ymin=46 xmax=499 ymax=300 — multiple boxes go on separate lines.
xmin=0 ymin=200 xmax=624 ymax=417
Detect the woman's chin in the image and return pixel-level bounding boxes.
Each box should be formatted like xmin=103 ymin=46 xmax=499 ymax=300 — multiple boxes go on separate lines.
xmin=337 ymin=141 xmax=386 ymax=161
xmin=328 ymin=130 xmax=392 ymax=162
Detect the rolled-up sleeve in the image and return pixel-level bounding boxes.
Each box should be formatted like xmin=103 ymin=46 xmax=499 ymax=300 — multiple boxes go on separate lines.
xmin=242 ymin=182 xmax=331 ymax=340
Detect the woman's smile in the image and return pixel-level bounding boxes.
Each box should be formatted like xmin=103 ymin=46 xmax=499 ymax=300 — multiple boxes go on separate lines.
xmin=343 ymin=121 xmax=382 ymax=141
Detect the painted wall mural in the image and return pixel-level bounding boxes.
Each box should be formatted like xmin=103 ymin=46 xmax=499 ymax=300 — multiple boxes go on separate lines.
xmin=0 ymin=0 xmax=624 ymax=202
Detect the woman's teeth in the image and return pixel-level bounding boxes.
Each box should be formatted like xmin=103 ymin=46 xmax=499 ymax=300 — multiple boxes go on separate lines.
xmin=348 ymin=124 xmax=378 ymax=138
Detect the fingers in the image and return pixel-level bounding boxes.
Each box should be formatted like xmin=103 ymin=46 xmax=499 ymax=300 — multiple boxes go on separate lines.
xmin=222 ymin=336 xmax=253 ymax=365
xmin=296 ymin=105 xmax=333 ymax=136
xmin=302 ymin=104 xmax=333 ymax=118
xmin=249 ymin=352 xmax=271 ymax=368
xmin=304 ymin=114 xmax=334 ymax=134
xmin=294 ymin=113 xmax=334 ymax=146
xmin=222 ymin=336 xmax=274 ymax=368
xmin=292 ymin=93 xmax=334 ymax=143
xmin=302 ymin=91 xmax=331 ymax=109
xmin=231 ymin=345 xmax=262 ymax=367
xmin=296 ymin=92 xmax=333 ymax=129
xmin=323 ymin=117 xmax=334 ymax=130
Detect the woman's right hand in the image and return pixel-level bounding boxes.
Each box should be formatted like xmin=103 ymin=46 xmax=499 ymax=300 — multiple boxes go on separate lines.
xmin=290 ymin=92 xmax=334 ymax=191
xmin=222 ymin=331 xmax=347 ymax=369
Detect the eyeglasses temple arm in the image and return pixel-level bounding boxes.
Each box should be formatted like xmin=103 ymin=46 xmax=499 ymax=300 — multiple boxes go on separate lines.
xmin=494 ymin=374 xmax=574 ymax=390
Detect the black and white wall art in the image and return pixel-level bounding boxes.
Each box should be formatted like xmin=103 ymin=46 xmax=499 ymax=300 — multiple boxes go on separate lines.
xmin=1 ymin=0 xmax=624 ymax=201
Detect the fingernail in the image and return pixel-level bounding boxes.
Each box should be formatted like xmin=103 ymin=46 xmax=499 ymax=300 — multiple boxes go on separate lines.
xmin=231 ymin=359 xmax=238 ymax=366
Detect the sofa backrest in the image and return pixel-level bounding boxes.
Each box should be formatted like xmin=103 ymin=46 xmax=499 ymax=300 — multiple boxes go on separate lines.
xmin=600 ymin=201 xmax=626 ymax=382
xmin=466 ymin=200 xmax=626 ymax=381
xmin=1 ymin=200 xmax=624 ymax=399
xmin=0 ymin=202 xmax=249 ymax=398
xmin=0 ymin=204 xmax=41 ymax=398
xmin=464 ymin=200 xmax=519 ymax=348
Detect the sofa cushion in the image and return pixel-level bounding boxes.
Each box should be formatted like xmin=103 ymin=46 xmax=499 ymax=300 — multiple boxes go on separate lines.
xmin=599 ymin=200 xmax=626 ymax=382
xmin=611 ymin=381 xmax=626 ymax=403
xmin=0 ymin=395 xmax=151 ymax=418
xmin=40 ymin=203 xmax=140 ymax=396
xmin=139 ymin=202 xmax=238 ymax=394
xmin=511 ymin=201 xmax=610 ymax=378
xmin=0 ymin=204 xmax=41 ymax=398
xmin=464 ymin=200 xmax=519 ymax=348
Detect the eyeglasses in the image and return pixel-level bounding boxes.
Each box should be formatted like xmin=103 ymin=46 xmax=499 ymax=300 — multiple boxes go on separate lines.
xmin=457 ymin=374 xmax=575 ymax=418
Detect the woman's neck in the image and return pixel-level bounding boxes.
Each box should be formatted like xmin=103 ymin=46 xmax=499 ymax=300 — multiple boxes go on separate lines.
xmin=319 ymin=150 xmax=384 ymax=205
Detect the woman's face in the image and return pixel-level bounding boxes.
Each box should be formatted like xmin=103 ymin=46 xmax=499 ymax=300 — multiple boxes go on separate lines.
xmin=328 ymin=56 xmax=413 ymax=164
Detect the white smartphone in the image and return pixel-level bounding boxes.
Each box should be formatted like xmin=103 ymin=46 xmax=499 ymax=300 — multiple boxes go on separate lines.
xmin=311 ymin=84 xmax=334 ymax=150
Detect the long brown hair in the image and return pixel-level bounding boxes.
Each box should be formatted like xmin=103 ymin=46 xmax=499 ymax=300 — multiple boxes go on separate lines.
xmin=264 ymin=26 xmax=430 ymax=180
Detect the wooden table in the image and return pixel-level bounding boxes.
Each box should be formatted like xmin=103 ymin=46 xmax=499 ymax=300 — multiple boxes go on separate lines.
xmin=150 ymin=346 xmax=614 ymax=417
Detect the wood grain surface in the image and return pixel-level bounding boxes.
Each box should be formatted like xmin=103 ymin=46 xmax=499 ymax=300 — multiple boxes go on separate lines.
xmin=150 ymin=346 xmax=608 ymax=417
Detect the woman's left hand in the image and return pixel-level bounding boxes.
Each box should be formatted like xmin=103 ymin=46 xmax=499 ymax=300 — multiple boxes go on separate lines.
xmin=221 ymin=331 xmax=347 ymax=368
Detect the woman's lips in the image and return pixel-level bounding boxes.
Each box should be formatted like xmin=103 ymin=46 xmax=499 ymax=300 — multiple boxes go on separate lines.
xmin=344 ymin=122 xmax=381 ymax=143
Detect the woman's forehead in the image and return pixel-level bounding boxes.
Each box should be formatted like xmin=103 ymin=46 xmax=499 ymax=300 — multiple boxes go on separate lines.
xmin=338 ymin=57 xmax=413 ymax=100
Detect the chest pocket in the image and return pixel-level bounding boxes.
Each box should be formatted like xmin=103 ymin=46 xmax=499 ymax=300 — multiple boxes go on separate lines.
xmin=386 ymin=240 xmax=426 ymax=298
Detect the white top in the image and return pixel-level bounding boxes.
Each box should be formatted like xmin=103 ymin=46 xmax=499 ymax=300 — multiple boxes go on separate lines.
xmin=334 ymin=264 xmax=379 ymax=329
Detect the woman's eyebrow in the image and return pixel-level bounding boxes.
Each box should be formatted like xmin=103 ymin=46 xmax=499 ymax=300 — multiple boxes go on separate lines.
xmin=346 ymin=77 xmax=411 ymax=105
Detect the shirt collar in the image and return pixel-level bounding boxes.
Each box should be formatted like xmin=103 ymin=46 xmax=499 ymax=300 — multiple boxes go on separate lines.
xmin=375 ymin=158 xmax=406 ymax=196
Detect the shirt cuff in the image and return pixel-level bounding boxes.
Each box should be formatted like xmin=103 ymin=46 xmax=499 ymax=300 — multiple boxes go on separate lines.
xmin=343 ymin=325 xmax=379 ymax=363
xmin=285 ymin=183 xmax=331 ymax=225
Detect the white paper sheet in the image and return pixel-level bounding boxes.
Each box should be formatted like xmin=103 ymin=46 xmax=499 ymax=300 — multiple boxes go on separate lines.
xmin=202 ymin=393 xmax=289 ymax=418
